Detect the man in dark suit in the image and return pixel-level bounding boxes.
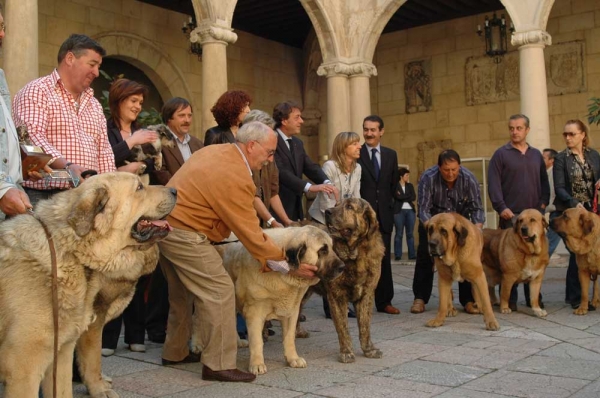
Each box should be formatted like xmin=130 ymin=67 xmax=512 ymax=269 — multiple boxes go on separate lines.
xmin=358 ymin=115 xmax=400 ymax=315
xmin=146 ymin=97 xmax=203 ymax=348
xmin=273 ymin=101 xmax=335 ymax=221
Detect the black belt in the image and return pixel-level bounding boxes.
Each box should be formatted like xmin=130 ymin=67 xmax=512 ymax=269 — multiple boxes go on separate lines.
xmin=210 ymin=240 xmax=238 ymax=246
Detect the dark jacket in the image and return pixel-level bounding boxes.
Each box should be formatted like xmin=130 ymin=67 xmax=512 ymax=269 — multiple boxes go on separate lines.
xmin=358 ymin=145 xmax=399 ymax=234
xmin=204 ymin=125 xmax=235 ymax=146
xmin=553 ymin=147 xmax=600 ymax=212
xmin=274 ymin=132 xmax=328 ymax=221
xmin=106 ymin=118 xmax=154 ymax=171
xmin=150 ymin=133 xmax=203 ymax=186
xmin=393 ymin=182 xmax=416 ymax=214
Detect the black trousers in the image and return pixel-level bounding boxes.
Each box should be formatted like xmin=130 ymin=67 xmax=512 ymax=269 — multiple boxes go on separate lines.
xmin=102 ymin=276 xmax=149 ymax=348
xmin=375 ymin=232 xmax=395 ymax=310
xmin=412 ymin=222 xmax=474 ymax=306
xmin=145 ymin=264 xmax=170 ymax=338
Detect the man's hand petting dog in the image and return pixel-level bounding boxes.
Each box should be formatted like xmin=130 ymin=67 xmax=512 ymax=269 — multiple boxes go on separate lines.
xmin=290 ymin=263 xmax=318 ymax=279
xmin=125 ymin=129 xmax=158 ymax=149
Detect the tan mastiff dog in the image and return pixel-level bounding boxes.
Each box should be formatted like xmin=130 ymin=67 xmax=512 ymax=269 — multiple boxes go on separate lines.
xmin=481 ymin=209 xmax=549 ymax=317
xmin=550 ymin=207 xmax=600 ymax=315
xmin=425 ymin=212 xmax=499 ymax=331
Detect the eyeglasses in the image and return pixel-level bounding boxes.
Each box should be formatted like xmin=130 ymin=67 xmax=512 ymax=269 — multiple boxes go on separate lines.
xmin=563 ymin=132 xmax=582 ymax=138
xmin=253 ymin=141 xmax=276 ymax=157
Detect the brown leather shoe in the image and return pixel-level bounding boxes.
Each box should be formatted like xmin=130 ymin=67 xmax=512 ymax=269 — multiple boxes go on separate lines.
xmin=410 ymin=299 xmax=425 ymax=314
xmin=464 ymin=301 xmax=480 ymax=314
xmin=379 ymin=304 xmax=400 ymax=314
xmin=202 ymin=366 xmax=256 ymax=382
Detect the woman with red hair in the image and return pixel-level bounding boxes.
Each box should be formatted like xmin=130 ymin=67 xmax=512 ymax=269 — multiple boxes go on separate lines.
xmin=204 ymin=90 xmax=251 ymax=146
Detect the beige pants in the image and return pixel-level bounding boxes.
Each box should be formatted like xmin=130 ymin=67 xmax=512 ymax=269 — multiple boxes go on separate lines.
xmin=158 ymin=227 xmax=237 ymax=370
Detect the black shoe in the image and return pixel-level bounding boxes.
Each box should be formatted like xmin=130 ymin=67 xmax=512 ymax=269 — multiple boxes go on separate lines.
xmin=148 ymin=333 xmax=166 ymax=344
xmin=509 ymin=302 xmax=517 ymax=312
xmin=394 ymin=256 xmax=401 ymax=261
xmin=162 ymin=352 xmax=201 ymax=366
xmin=267 ymin=328 xmax=275 ymax=336
xmin=238 ymin=332 xmax=248 ymax=340
xmin=348 ymin=308 xmax=356 ymax=318
xmin=408 ymin=256 xmax=416 ymax=260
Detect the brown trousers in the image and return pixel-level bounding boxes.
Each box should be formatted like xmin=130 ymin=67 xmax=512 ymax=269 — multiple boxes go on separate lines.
xmin=158 ymin=227 xmax=237 ymax=370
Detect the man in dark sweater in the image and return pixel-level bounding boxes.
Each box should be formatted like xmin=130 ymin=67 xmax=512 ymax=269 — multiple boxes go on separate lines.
xmin=488 ymin=114 xmax=550 ymax=311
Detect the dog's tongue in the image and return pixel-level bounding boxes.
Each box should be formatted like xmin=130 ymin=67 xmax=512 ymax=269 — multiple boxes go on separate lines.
xmin=138 ymin=219 xmax=172 ymax=231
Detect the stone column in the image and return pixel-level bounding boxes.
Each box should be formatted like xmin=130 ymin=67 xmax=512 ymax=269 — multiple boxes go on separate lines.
xmin=348 ymin=63 xmax=377 ymax=135
xmin=317 ymin=62 xmax=351 ymax=151
xmin=512 ymin=30 xmax=552 ymax=150
xmin=192 ymin=22 xmax=237 ymax=134
xmin=3 ymin=0 xmax=38 ymax=94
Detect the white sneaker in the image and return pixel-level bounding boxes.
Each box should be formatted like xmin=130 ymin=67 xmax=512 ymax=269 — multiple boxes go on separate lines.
xmin=550 ymin=253 xmax=561 ymax=260
xmin=101 ymin=348 xmax=115 ymax=357
xmin=129 ymin=344 xmax=146 ymax=352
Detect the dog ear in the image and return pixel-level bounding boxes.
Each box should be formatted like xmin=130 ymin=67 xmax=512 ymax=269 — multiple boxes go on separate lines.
xmin=67 ymin=187 xmax=109 ymax=237
xmin=285 ymin=243 xmax=307 ymax=269
xmin=512 ymin=218 xmax=520 ymax=234
xmin=453 ymin=219 xmax=469 ymax=247
xmin=363 ymin=201 xmax=380 ymax=236
xmin=580 ymin=213 xmax=595 ymax=235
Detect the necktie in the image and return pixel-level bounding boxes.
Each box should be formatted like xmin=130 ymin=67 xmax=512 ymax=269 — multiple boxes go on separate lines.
xmin=372 ymin=148 xmax=380 ymax=181
xmin=287 ymin=138 xmax=296 ymax=159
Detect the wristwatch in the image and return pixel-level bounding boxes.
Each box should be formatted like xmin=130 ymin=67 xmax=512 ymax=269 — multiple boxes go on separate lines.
xmin=266 ymin=217 xmax=276 ymax=227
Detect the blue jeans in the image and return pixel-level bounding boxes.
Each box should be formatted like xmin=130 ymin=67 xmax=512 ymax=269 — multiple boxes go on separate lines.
xmin=547 ymin=227 xmax=561 ymax=257
xmin=393 ymin=209 xmax=416 ymax=259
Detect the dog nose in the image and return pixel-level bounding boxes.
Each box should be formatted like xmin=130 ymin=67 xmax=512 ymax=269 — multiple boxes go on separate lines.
xmin=521 ymin=226 xmax=528 ymax=235
xmin=169 ymin=188 xmax=177 ymax=197
xmin=325 ymin=209 xmax=332 ymax=216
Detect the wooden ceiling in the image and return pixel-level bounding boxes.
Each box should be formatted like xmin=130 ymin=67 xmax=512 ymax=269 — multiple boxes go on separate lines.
xmin=138 ymin=0 xmax=504 ymax=48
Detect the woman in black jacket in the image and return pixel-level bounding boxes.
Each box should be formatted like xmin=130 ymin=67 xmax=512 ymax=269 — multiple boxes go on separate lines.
xmin=553 ymin=119 xmax=600 ymax=309
xmin=203 ymin=90 xmax=251 ymax=146
xmin=393 ymin=167 xmax=416 ymax=261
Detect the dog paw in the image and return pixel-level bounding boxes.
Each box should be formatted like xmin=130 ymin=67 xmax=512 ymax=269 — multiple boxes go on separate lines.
xmin=446 ymin=307 xmax=458 ymax=317
xmin=485 ymin=320 xmax=500 ymax=331
xmin=190 ymin=343 xmax=203 ymax=354
xmin=288 ymin=357 xmax=307 ymax=368
xmin=338 ymin=352 xmax=356 ymax=363
xmin=500 ymin=307 xmax=512 ymax=314
xmin=238 ymin=338 xmax=249 ymax=348
xmin=574 ymin=307 xmax=588 ymax=316
xmin=249 ymin=363 xmax=268 ymax=375
xmin=425 ymin=318 xmax=445 ymax=328
xmin=363 ymin=348 xmax=383 ymax=359
xmin=90 ymin=389 xmax=119 ymax=398
xmin=532 ymin=308 xmax=547 ymax=318
xmin=295 ymin=329 xmax=310 ymax=339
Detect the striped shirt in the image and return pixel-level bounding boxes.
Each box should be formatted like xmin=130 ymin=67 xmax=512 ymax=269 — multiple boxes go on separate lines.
xmin=12 ymin=69 xmax=115 ymax=190
xmin=418 ymin=165 xmax=485 ymax=224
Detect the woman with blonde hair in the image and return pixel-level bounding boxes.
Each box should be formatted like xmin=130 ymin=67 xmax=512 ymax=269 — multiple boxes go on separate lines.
xmin=553 ymin=119 xmax=600 ymax=309
xmin=309 ymin=131 xmax=362 ymax=224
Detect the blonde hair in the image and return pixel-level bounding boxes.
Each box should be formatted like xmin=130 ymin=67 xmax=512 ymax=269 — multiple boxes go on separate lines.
xmin=565 ymin=119 xmax=591 ymax=148
xmin=330 ymin=132 xmax=360 ymax=174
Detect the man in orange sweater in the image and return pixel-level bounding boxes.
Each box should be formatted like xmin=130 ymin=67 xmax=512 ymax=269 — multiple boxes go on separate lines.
xmin=158 ymin=121 xmax=316 ymax=382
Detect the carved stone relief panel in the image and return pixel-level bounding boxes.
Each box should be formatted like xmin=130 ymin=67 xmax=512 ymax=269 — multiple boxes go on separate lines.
xmin=465 ymin=41 xmax=585 ymax=106
xmin=405 ymin=60 xmax=432 ymax=114
xmin=416 ymin=139 xmax=452 ymax=178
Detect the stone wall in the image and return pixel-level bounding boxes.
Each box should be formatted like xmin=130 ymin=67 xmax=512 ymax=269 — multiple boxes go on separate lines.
xmin=32 ymin=0 xmax=304 ymax=140
xmin=370 ymin=0 xmax=600 ymax=176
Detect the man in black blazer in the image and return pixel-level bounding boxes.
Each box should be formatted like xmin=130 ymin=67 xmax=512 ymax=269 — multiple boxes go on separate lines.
xmin=359 ymin=115 xmax=400 ymax=315
xmin=273 ymin=101 xmax=335 ymax=221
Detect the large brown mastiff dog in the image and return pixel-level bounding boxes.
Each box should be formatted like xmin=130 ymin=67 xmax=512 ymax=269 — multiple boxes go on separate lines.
xmin=0 ymin=173 xmax=176 ymax=398
xmin=481 ymin=209 xmax=549 ymax=317
xmin=426 ymin=213 xmax=499 ymax=331
xmin=550 ymin=207 xmax=600 ymax=315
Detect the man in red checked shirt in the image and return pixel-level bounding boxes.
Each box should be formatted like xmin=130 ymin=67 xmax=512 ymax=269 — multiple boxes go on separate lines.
xmin=13 ymin=34 xmax=115 ymax=204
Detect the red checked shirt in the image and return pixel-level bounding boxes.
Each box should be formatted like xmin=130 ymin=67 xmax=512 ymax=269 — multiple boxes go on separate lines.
xmin=12 ymin=69 xmax=115 ymax=190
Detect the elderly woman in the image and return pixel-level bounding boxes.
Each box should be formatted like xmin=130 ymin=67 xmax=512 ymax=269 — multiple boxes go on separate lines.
xmin=204 ymin=90 xmax=251 ymax=146
xmin=552 ymin=119 xmax=600 ymax=310
xmin=103 ymin=78 xmax=158 ymax=355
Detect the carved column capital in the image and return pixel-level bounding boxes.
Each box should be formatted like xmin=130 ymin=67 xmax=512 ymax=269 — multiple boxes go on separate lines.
xmin=511 ymin=30 xmax=552 ymax=47
xmin=192 ymin=21 xmax=238 ymax=46
xmin=317 ymin=61 xmax=377 ymax=78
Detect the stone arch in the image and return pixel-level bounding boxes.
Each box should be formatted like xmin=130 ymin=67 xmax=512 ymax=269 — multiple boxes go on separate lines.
xmin=500 ymin=0 xmax=554 ymax=31
xmin=92 ymin=32 xmax=200 ymax=137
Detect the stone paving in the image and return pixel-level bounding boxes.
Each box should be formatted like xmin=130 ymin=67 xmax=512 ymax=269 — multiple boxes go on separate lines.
xmin=55 ymin=247 xmax=600 ymax=398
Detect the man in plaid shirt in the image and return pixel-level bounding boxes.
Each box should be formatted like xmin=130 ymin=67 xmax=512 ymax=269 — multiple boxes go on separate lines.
xmin=13 ymin=34 xmax=115 ymax=204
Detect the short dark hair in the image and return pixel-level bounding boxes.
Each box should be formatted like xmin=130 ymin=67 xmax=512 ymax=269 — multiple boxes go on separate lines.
xmin=543 ymin=148 xmax=558 ymax=159
xmin=161 ymin=97 xmax=192 ymax=124
xmin=437 ymin=149 xmax=461 ymax=166
xmin=363 ymin=115 xmax=384 ymax=130
xmin=509 ymin=114 xmax=530 ymax=128
xmin=272 ymin=101 xmax=302 ymax=129
xmin=57 ymin=34 xmax=106 ymax=64
xmin=398 ymin=167 xmax=410 ymax=177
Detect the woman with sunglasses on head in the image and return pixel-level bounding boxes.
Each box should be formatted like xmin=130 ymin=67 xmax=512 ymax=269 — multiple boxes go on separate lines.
xmin=552 ymin=119 xmax=600 ymax=310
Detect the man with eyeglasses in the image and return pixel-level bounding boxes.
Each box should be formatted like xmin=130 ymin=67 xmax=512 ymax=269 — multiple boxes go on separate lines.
xmin=488 ymin=114 xmax=550 ymax=311
xmin=410 ymin=149 xmax=484 ymax=314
